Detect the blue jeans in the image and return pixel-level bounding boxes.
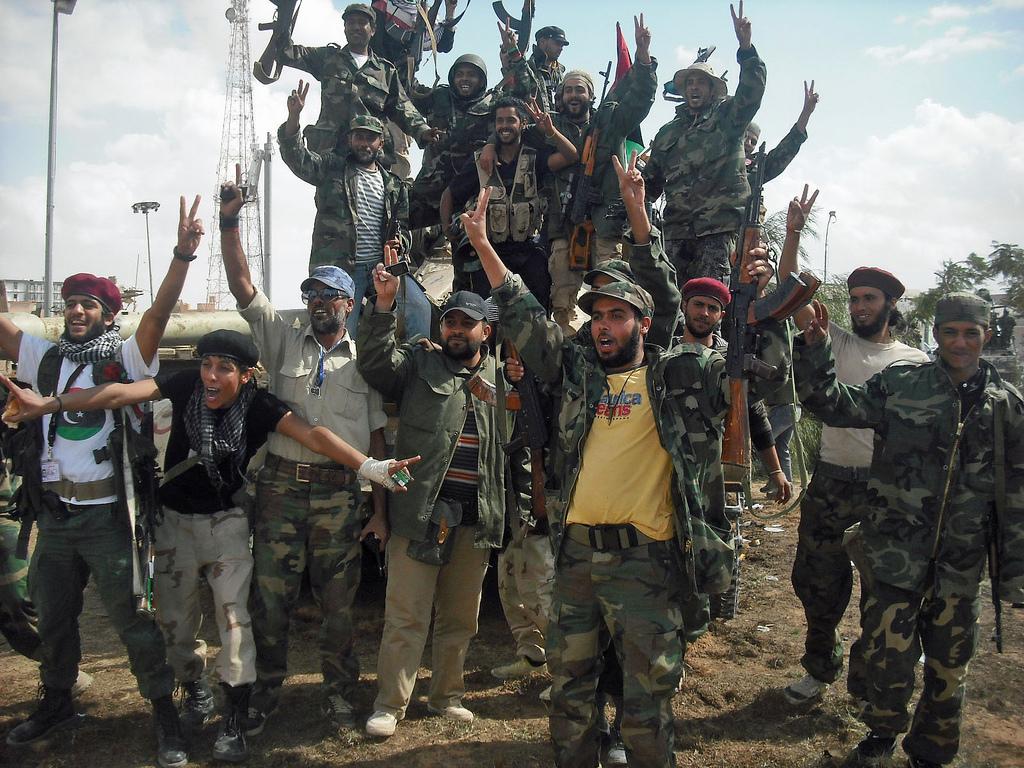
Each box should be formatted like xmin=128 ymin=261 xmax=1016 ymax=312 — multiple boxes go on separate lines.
xmin=347 ymin=262 xmax=432 ymax=339
xmin=768 ymin=404 xmax=796 ymax=482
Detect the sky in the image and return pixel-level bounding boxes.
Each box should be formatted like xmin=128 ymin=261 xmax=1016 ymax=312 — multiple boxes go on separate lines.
xmin=0 ymin=0 xmax=1022 ymax=312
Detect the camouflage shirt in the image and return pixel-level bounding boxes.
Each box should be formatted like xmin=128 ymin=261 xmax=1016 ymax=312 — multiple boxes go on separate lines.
xmin=527 ymin=45 xmax=566 ymax=112
xmin=746 ymin=124 xmax=807 ymax=184
xmin=494 ymin=273 xmax=758 ymax=596
xmin=278 ymin=123 xmax=410 ymax=272
xmin=643 ymin=46 xmax=766 ymax=238
xmin=795 ymin=337 xmax=1024 ymax=602
xmin=277 ymin=42 xmax=429 ymax=153
xmin=356 ymin=310 xmax=516 ymax=548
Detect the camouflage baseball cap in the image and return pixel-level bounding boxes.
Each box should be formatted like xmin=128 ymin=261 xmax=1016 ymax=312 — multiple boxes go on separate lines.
xmin=934 ymin=291 xmax=991 ymax=327
xmin=350 ymin=114 xmax=385 ymax=135
xmin=671 ymin=62 xmax=728 ymax=101
xmin=342 ymin=3 xmax=374 ymax=22
xmin=584 ymin=258 xmax=636 ymax=287
xmin=578 ymin=280 xmax=654 ymax=319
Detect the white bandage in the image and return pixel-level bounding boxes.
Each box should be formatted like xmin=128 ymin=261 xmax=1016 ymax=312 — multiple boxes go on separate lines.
xmin=358 ymin=458 xmax=398 ymax=490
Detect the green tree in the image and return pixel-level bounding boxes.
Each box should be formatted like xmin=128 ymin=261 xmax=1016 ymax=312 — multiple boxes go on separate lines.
xmin=987 ymin=241 xmax=1024 ymax=312
xmin=908 ymin=254 xmax=992 ymax=333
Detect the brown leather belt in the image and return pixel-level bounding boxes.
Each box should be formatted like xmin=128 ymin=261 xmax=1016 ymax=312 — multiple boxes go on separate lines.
xmin=265 ymin=454 xmax=356 ymax=486
xmin=565 ymin=523 xmax=659 ymax=551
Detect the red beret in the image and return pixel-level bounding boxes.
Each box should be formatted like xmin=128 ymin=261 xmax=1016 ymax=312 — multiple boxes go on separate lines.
xmin=847 ymin=267 xmax=905 ymax=300
xmin=61 ymin=273 xmax=122 ymax=314
xmin=681 ymin=277 xmax=731 ymax=308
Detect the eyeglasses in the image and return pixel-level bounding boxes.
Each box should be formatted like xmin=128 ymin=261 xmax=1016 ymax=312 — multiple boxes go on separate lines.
xmin=301 ymin=288 xmax=346 ymax=303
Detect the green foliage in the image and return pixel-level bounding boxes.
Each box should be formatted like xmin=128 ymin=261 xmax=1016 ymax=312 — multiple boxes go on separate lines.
xmin=762 ymin=207 xmax=819 ymax=270
xmin=988 ymin=242 xmax=1024 ymax=313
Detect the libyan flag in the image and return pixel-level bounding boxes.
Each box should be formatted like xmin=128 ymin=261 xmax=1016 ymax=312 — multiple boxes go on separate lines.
xmin=613 ymin=22 xmax=645 ymax=164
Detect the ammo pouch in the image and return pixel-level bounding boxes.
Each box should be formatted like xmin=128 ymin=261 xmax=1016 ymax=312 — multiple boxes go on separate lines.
xmin=691 ymin=516 xmax=735 ymax=595
xmin=406 ymin=497 xmax=464 ymax=566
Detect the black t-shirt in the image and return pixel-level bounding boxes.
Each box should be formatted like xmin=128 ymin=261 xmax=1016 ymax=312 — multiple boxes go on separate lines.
xmin=447 ymin=145 xmax=555 ymax=211
xmin=155 ymin=369 xmax=291 ymax=514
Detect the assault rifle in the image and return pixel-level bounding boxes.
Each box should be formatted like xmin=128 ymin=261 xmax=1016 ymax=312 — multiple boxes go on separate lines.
xmin=566 ymin=62 xmax=612 ymax=271
xmin=721 ymin=142 xmax=820 ymax=483
xmin=253 ymin=0 xmax=301 ymax=85
xmin=990 ymin=405 xmax=1007 ymax=652
xmin=491 ymin=0 xmax=535 ymax=55
xmin=501 ymin=341 xmax=547 ymax=521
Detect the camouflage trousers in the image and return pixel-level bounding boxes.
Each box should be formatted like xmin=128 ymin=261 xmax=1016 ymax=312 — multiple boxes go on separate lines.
xmin=791 ymin=470 xmax=869 ymax=690
xmin=250 ymin=462 xmax=364 ymax=703
xmin=497 ymin=529 xmax=555 ymax=664
xmin=153 ymin=506 xmax=255 ymax=686
xmin=0 ymin=514 xmax=40 ymax=659
xmin=548 ymin=535 xmax=684 ymax=768
xmin=30 ymin=503 xmax=175 ymax=698
xmin=663 ymin=232 xmax=736 ymax=287
xmin=859 ymin=581 xmax=980 ymax=765
xmin=548 ymin=236 xmax=623 ymax=331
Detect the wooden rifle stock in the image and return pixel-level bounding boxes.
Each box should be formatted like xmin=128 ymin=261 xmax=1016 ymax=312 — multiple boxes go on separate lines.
xmin=722 ymin=378 xmax=751 ymax=484
xmin=253 ymin=0 xmax=301 ymax=85
xmin=568 ymin=133 xmax=599 ymax=270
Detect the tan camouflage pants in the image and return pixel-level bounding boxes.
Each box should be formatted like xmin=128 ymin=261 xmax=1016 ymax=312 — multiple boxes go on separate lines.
xmin=858 ymin=581 xmax=981 ymax=765
xmin=549 ymin=236 xmax=623 ymax=331
xmin=373 ymin=527 xmax=491 ymax=717
xmin=154 ymin=506 xmax=255 ymax=686
xmin=497 ymin=529 xmax=555 ymax=664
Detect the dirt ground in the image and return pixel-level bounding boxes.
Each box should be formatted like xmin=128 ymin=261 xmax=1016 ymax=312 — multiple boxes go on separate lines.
xmin=1 ymin=489 xmax=1022 ymax=768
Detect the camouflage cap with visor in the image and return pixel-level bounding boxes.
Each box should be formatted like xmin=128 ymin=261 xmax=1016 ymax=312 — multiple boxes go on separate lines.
xmin=350 ymin=114 xmax=385 ymax=135
xmin=342 ymin=3 xmax=375 ymax=23
xmin=578 ymin=281 xmax=654 ymax=319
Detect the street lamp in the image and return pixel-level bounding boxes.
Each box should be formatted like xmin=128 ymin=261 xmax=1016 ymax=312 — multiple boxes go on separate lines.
xmin=823 ymin=210 xmax=837 ymax=284
xmin=43 ymin=0 xmax=78 ymax=317
xmin=132 ymin=202 xmax=160 ymax=304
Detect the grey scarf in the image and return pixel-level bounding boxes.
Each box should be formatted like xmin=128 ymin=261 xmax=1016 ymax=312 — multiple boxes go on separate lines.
xmin=57 ymin=327 xmax=123 ymax=363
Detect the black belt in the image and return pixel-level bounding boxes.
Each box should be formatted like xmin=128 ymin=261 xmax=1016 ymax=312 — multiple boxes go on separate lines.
xmin=565 ymin=523 xmax=659 ymax=551
xmin=815 ymin=461 xmax=871 ymax=484
xmin=265 ymin=454 xmax=356 ymax=486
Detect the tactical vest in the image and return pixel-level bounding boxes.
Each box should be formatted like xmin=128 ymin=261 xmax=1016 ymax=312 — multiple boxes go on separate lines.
xmin=472 ymin=146 xmax=543 ymax=244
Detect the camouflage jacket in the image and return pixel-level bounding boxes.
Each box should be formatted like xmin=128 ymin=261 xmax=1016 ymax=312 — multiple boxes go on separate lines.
xmin=409 ymin=85 xmax=496 ymax=220
xmin=277 ymin=42 xmax=429 ymax=153
xmin=277 ymin=123 xmax=410 ymax=272
xmin=747 ymin=124 xmax=807 ymax=184
xmin=356 ymin=310 xmax=516 ymax=548
xmin=527 ymin=45 xmax=566 ymax=112
xmin=795 ymin=337 xmax=1024 ymax=602
xmin=519 ymin=61 xmax=659 ymax=240
xmin=643 ymin=46 xmax=766 ymax=238
xmin=495 ymin=273 xmax=751 ymax=595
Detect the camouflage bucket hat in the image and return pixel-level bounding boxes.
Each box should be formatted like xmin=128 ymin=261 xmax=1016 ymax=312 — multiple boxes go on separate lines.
xmin=577 ymin=280 xmax=654 ymax=319
xmin=672 ymin=62 xmax=728 ymax=101
xmin=350 ymin=114 xmax=385 ymax=135
xmin=934 ymin=291 xmax=991 ymax=327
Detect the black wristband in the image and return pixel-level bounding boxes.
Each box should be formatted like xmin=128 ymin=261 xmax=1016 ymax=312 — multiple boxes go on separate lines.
xmin=173 ymin=246 xmax=198 ymax=262
xmin=220 ymin=216 xmax=239 ymax=230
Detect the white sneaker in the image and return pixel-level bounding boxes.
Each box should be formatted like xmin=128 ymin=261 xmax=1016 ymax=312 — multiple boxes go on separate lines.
xmin=71 ymin=670 xmax=94 ymax=698
xmin=490 ymin=657 xmax=547 ymax=680
xmin=783 ymin=673 xmax=828 ymax=704
xmin=427 ymin=704 xmax=474 ymax=723
xmin=539 ymin=685 xmax=551 ymax=702
xmin=365 ymin=710 xmax=398 ymax=738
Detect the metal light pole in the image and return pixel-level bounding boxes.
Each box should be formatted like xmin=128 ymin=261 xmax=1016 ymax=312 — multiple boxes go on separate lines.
xmin=262 ymin=132 xmax=273 ymax=300
xmin=823 ymin=210 xmax=837 ymax=283
xmin=43 ymin=0 xmax=78 ymax=317
xmin=132 ymin=202 xmax=160 ymax=304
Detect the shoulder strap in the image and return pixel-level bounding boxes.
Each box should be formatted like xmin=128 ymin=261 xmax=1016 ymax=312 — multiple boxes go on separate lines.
xmin=994 ymin=397 xmax=1006 ymax=523
xmin=160 ymin=455 xmax=203 ymax=487
xmin=37 ymin=346 xmax=62 ymax=397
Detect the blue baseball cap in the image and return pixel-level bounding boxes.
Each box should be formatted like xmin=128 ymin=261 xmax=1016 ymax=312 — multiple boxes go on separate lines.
xmin=301 ymin=265 xmax=355 ymax=297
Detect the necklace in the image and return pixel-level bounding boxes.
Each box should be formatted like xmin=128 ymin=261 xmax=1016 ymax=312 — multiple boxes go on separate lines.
xmin=603 ymin=366 xmax=642 ymax=424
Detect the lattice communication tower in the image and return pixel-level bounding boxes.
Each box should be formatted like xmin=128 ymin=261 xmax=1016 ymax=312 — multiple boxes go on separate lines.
xmin=207 ymin=0 xmax=264 ymax=308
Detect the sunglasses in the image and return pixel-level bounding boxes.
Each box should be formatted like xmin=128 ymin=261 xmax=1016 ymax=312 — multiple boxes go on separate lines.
xmin=301 ymin=287 xmax=347 ymax=303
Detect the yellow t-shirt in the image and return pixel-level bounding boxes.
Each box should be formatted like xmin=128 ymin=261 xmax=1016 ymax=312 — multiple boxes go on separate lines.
xmin=566 ymin=366 xmax=675 ymax=541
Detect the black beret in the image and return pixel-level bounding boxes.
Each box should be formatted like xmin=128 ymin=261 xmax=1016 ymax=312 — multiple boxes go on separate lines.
xmin=196 ymin=330 xmax=259 ymax=368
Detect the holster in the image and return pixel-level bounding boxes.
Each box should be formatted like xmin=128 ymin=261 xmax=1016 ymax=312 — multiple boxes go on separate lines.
xmin=406 ymin=497 xmax=464 ymax=566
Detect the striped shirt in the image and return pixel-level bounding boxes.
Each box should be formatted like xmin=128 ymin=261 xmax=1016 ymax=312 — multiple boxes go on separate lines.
xmin=353 ymin=165 xmax=386 ymax=265
xmin=439 ymin=402 xmax=480 ymax=522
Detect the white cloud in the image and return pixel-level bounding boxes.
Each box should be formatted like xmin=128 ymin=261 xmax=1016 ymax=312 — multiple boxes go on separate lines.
xmin=916 ymin=4 xmax=975 ymax=25
xmin=674 ymin=45 xmax=697 ymax=66
xmin=865 ymin=26 xmax=1006 ymax=63
xmin=765 ymin=100 xmax=1024 ymax=292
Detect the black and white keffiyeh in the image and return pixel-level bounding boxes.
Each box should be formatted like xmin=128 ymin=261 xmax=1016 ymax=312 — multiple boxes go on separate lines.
xmin=183 ymin=378 xmax=257 ymax=488
xmin=58 ymin=327 xmax=123 ymax=363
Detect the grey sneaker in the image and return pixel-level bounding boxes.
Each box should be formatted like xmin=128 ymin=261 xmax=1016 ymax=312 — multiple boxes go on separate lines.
xmin=322 ymin=694 xmax=357 ymax=729
xmin=426 ymin=703 xmax=474 ymax=722
xmin=783 ymin=673 xmax=827 ymax=705
xmin=71 ymin=670 xmax=94 ymax=698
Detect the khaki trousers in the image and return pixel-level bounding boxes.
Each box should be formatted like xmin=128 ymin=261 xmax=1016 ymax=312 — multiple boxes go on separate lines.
xmin=497 ymin=530 xmax=554 ymax=664
xmin=374 ymin=527 xmax=491 ymax=716
xmin=154 ymin=506 xmax=256 ymax=686
xmin=549 ymin=236 xmax=623 ymax=330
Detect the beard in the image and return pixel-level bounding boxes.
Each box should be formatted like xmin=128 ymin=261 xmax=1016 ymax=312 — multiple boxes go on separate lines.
xmin=310 ymin=309 xmax=343 ymax=335
xmin=598 ymin=324 xmax=643 ymax=370
xmin=852 ymin=310 xmax=887 ymax=339
xmin=64 ymin=316 xmax=109 ymax=343
xmin=684 ymin=316 xmax=715 ymax=341
xmin=442 ymin=336 xmax=482 ymax=362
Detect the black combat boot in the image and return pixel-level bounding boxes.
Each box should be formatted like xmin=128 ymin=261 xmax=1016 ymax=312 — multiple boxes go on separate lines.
xmin=841 ymin=731 xmax=897 ymax=767
xmin=5 ymin=686 xmax=81 ymax=746
xmin=152 ymin=694 xmax=189 ymax=768
xmin=180 ymin=678 xmax=215 ymax=729
xmin=212 ymin=683 xmax=251 ymax=763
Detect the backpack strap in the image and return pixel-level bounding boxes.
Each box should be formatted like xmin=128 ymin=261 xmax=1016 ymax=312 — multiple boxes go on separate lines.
xmin=37 ymin=346 xmax=62 ymax=397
